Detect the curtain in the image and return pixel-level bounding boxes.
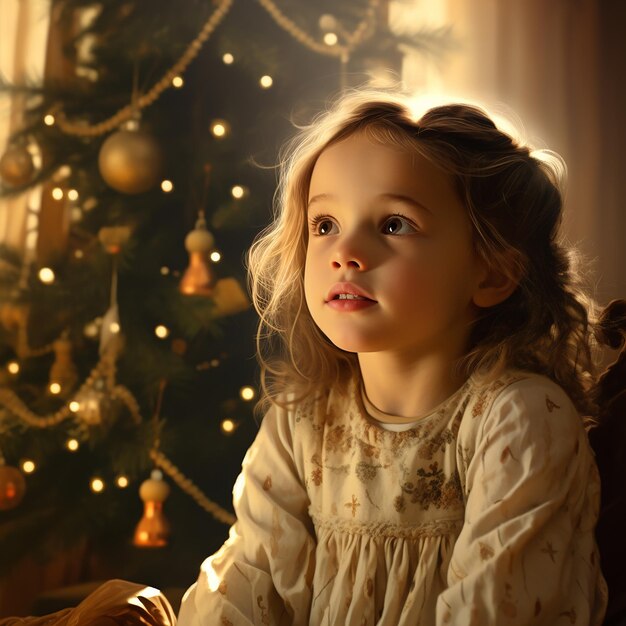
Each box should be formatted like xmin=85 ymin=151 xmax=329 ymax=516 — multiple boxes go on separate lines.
xmin=0 ymin=0 xmax=50 ymax=257
xmin=395 ymin=0 xmax=625 ymax=304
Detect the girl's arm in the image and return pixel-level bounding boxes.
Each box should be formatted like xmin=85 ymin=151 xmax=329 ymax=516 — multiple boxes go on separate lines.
xmin=177 ymin=401 xmax=316 ymax=625
xmin=437 ymin=377 xmax=607 ymax=625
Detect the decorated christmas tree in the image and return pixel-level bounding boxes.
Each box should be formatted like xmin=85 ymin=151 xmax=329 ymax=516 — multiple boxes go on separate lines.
xmin=0 ymin=0 xmax=448 ymax=612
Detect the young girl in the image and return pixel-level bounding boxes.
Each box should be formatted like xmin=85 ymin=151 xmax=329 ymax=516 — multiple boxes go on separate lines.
xmin=177 ymin=88 xmax=608 ymax=625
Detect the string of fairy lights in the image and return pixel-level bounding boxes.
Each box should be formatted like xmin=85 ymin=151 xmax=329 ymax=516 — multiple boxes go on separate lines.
xmin=49 ymin=0 xmax=380 ymax=137
xmin=0 ymin=0 xmax=386 ymax=541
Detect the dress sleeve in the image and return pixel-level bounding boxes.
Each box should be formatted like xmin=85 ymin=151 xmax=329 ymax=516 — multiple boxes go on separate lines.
xmin=177 ymin=401 xmax=316 ymax=626
xmin=436 ymin=377 xmax=608 ymax=625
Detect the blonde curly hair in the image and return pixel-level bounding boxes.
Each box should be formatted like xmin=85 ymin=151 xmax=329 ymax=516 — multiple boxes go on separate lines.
xmin=246 ymin=86 xmax=598 ymax=417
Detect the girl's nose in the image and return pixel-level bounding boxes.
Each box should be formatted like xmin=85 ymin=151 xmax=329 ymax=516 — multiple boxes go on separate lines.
xmin=331 ymin=236 xmax=369 ymax=270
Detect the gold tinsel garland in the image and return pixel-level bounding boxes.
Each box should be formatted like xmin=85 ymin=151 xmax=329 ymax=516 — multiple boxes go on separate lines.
xmin=0 ymin=337 xmax=142 ymax=428
xmin=52 ymin=0 xmax=380 ymax=137
xmin=256 ymin=0 xmax=378 ymax=57
xmin=150 ymin=448 xmax=236 ymax=526
xmin=55 ymin=0 xmax=235 ymax=137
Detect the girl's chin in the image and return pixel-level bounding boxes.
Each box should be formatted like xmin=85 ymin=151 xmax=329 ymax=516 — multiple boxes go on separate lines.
xmin=326 ymin=336 xmax=383 ymax=354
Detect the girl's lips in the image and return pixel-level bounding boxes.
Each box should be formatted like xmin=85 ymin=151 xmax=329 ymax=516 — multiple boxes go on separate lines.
xmin=326 ymin=282 xmax=375 ymax=302
xmin=326 ymin=299 xmax=377 ymax=311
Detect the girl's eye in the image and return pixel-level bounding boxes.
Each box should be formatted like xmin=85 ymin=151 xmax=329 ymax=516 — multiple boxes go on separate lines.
xmin=308 ymin=213 xmax=418 ymax=236
xmin=309 ymin=214 xmax=337 ymax=236
xmin=382 ymin=214 xmax=417 ymax=235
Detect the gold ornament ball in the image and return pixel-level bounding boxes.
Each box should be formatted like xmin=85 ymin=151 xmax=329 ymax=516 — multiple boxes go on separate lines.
xmin=185 ymin=227 xmax=214 ymax=254
xmin=98 ymin=128 xmax=163 ymax=194
xmin=0 ymin=144 xmax=35 ymax=187
xmin=0 ymin=465 xmax=26 ymax=511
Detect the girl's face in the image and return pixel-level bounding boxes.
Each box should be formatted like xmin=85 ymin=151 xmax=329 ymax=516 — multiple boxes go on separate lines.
xmin=304 ymin=131 xmax=486 ymax=360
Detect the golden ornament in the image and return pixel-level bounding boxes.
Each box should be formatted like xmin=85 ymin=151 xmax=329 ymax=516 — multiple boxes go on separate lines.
xmin=73 ymin=380 xmax=111 ymax=426
xmin=98 ymin=120 xmax=163 ymax=194
xmin=212 ymin=277 xmax=250 ymax=317
xmin=133 ymin=469 xmax=170 ymax=547
xmin=0 ymin=143 xmax=35 ymax=187
xmin=0 ymin=464 xmax=26 ymax=511
xmin=179 ymin=213 xmax=216 ymax=296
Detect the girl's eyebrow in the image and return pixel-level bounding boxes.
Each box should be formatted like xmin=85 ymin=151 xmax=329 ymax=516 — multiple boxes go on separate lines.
xmin=307 ymin=192 xmax=433 ymax=215
xmin=378 ymin=193 xmax=433 ymax=215
xmin=307 ymin=193 xmax=335 ymax=209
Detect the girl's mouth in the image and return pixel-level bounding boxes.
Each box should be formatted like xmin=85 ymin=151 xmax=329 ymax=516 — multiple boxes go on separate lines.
xmin=326 ymin=299 xmax=377 ymax=311
xmin=333 ymin=294 xmax=372 ymax=301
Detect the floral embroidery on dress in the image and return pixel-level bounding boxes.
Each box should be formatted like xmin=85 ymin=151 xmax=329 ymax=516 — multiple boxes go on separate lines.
xmin=355 ymin=461 xmax=382 ymax=482
xmin=356 ymin=438 xmax=381 ymax=458
xmin=479 ymin=541 xmax=495 ymax=560
xmin=310 ymin=453 xmax=323 ymax=486
xmin=256 ymin=595 xmax=270 ymax=624
xmin=398 ymin=462 xmax=464 ymax=510
xmin=311 ymin=466 xmax=323 ymax=486
xmin=345 ymin=494 xmax=360 ymax=517
xmin=499 ymin=582 xmax=518 ymax=618
xmin=394 ymin=494 xmax=406 ymax=513
xmin=325 ymin=424 xmax=354 ymax=454
xmin=472 ymin=391 xmax=489 ymax=418
xmin=541 ymin=541 xmax=558 ymax=563
xmin=417 ymin=406 xmax=465 ymax=459
xmin=546 ymin=395 xmax=561 ymax=412
xmin=469 ymin=375 xmax=523 ymax=418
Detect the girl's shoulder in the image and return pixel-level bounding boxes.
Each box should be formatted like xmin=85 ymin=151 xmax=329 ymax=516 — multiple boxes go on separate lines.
xmin=463 ymin=368 xmax=582 ymax=441
xmin=467 ymin=368 xmax=572 ymax=412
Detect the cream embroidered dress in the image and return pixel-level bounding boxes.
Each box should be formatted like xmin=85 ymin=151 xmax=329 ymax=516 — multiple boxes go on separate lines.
xmin=177 ymin=370 xmax=608 ymax=625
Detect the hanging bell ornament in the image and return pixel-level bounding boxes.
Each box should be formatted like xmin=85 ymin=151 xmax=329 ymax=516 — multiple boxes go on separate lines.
xmin=179 ymin=213 xmax=216 ymax=296
xmin=212 ymin=277 xmax=250 ymax=318
xmin=0 ymin=464 xmax=26 ymax=511
xmin=48 ymin=334 xmax=79 ymax=397
xmin=98 ymin=118 xmax=163 ymax=194
xmin=133 ymin=469 xmax=170 ymax=547
xmin=0 ymin=142 xmax=35 ymax=187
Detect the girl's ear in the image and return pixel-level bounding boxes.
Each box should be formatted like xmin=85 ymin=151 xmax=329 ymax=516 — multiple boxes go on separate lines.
xmin=472 ymin=262 xmax=520 ymax=308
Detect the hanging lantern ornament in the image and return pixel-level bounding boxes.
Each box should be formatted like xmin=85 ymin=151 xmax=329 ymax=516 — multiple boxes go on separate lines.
xmin=0 ymin=462 xmax=26 ymax=511
xmin=133 ymin=469 xmax=170 ymax=547
xmin=180 ymin=211 xmax=216 ymax=296
xmin=98 ymin=115 xmax=163 ymax=194
xmin=48 ymin=332 xmax=79 ymax=398
xmin=0 ymin=141 xmax=35 ymax=188
xmin=73 ymin=378 xmax=111 ymax=426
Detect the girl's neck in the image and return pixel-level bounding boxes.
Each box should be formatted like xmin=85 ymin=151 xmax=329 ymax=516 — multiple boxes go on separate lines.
xmin=357 ymin=351 xmax=468 ymax=420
